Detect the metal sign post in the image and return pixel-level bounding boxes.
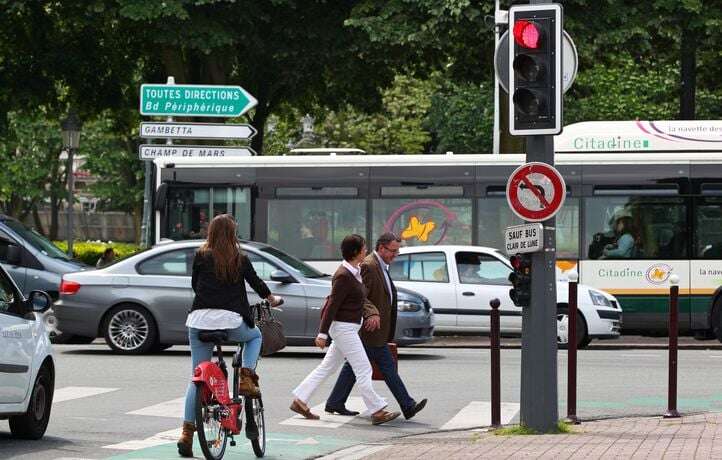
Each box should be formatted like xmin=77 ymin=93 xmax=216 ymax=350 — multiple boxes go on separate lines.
xmin=499 ymin=0 xmax=567 ymax=433
xmin=519 ymin=136 xmax=559 ymax=432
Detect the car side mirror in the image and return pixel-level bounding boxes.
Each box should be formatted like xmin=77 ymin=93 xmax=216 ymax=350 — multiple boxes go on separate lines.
xmin=6 ymin=244 xmax=21 ymax=265
xmin=27 ymin=290 xmax=52 ymax=314
xmin=270 ymin=270 xmax=295 ymax=284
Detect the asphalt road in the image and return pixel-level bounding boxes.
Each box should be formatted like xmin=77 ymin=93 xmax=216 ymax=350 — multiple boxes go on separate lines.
xmin=3 ymin=342 xmax=722 ymax=459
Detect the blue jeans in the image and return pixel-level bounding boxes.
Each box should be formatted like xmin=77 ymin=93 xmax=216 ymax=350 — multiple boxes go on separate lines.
xmin=327 ymin=343 xmax=415 ymax=412
xmin=183 ymin=324 xmax=262 ymax=423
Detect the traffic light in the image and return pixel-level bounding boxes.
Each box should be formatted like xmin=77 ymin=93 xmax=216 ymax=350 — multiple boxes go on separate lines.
xmin=508 ymin=254 xmax=532 ymax=307
xmin=508 ymin=3 xmax=562 ymax=136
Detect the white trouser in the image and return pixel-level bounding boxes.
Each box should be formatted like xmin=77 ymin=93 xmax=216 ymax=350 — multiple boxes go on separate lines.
xmin=292 ymin=321 xmax=387 ymax=415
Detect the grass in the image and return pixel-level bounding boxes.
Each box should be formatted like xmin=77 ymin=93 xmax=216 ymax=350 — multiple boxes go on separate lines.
xmin=493 ymin=420 xmax=575 ymax=436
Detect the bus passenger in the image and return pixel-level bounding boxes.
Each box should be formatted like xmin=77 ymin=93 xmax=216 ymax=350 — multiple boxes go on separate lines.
xmin=602 ymin=216 xmax=638 ymax=259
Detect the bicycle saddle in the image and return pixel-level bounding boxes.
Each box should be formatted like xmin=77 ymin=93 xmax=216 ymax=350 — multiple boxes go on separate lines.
xmin=198 ymin=330 xmax=228 ymax=344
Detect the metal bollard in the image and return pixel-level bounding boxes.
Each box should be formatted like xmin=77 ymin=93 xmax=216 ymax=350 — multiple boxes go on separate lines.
xmin=490 ymin=298 xmax=501 ymax=427
xmin=566 ymin=271 xmax=580 ymax=424
xmin=664 ymin=274 xmax=681 ymax=418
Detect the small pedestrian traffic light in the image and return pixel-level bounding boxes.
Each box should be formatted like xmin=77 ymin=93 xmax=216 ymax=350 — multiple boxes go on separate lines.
xmin=508 ymin=254 xmax=532 ymax=307
xmin=508 ymin=3 xmax=563 ymax=136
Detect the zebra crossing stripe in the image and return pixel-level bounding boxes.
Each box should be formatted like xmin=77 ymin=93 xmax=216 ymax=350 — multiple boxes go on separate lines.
xmin=440 ymin=401 xmax=519 ymax=430
xmin=54 ymin=386 xmax=119 ymax=403
xmin=102 ymin=427 xmax=181 ymax=450
xmin=280 ymin=396 xmax=366 ymax=429
xmin=127 ymin=397 xmax=185 ymax=418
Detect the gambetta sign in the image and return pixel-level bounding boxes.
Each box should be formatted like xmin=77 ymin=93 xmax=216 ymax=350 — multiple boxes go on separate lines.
xmin=555 ymin=120 xmax=722 ymax=152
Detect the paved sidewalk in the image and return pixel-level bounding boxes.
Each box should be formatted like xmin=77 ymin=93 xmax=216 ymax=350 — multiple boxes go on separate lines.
xmin=321 ymin=412 xmax=722 ymax=459
xmin=418 ymin=335 xmax=722 ymax=350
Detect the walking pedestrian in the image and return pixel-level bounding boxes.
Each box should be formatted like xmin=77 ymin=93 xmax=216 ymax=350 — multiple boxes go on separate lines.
xmin=326 ymin=232 xmax=427 ymax=419
xmin=177 ymin=214 xmax=280 ymax=458
xmin=290 ymin=234 xmax=400 ymax=425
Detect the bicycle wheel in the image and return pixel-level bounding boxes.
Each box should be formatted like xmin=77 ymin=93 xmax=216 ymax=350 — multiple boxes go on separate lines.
xmin=195 ymin=385 xmax=228 ymax=460
xmin=246 ymin=395 xmax=266 ymax=457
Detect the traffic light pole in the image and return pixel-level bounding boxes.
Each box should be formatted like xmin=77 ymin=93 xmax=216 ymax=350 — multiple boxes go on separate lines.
xmin=520 ymin=134 xmax=559 ymax=432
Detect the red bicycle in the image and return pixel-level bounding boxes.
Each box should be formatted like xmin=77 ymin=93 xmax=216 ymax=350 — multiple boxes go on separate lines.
xmin=192 ymin=299 xmax=282 ymax=459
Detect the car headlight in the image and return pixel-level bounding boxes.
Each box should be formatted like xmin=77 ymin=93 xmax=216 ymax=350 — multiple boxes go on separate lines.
xmin=397 ymin=300 xmax=422 ymax=312
xmin=589 ymin=290 xmax=611 ymax=307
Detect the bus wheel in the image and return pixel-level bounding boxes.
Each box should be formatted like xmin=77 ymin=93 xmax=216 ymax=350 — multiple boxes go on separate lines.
xmin=711 ymin=298 xmax=722 ymax=342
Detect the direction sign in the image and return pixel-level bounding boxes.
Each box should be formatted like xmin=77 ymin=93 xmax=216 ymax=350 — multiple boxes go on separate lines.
xmin=140 ymin=122 xmax=256 ymax=140
xmin=494 ymin=30 xmax=578 ymax=94
xmin=140 ymin=84 xmax=257 ymax=117
xmin=138 ymin=144 xmax=255 ymax=160
xmin=505 ymin=223 xmax=544 ymax=254
xmin=506 ymin=162 xmax=566 ymax=222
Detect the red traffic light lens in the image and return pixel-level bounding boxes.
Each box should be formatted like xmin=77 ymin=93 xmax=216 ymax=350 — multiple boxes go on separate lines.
xmin=510 ymin=255 xmax=522 ymax=269
xmin=513 ymin=20 xmax=541 ymax=49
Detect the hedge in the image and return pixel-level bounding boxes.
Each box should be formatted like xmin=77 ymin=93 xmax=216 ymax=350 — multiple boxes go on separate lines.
xmin=53 ymin=241 xmax=143 ymax=266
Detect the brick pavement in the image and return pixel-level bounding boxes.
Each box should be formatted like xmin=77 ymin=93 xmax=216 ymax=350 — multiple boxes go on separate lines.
xmin=331 ymin=412 xmax=722 ymax=459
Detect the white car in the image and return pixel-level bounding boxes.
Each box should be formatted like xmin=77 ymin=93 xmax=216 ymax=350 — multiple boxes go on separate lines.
xmin=0 ymin=264 xmax=54 ymax=439
xmin=390 ymin=245 xmax=622 ymax=348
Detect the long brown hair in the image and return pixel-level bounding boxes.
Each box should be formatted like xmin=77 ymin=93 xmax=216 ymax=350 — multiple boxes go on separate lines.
xmin=199 ymin=214 xmax=241 ymax=283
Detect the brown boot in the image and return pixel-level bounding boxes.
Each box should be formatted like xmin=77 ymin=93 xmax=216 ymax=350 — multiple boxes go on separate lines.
xmin=177 ymin=421 xmax=195 ymax=457
xmin=238 ymin=368 xmax=260 ymax=397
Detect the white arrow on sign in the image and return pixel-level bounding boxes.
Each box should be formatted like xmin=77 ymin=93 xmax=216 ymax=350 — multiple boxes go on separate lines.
xmin=140 ymin=122 xmax=257 ymax=140
xmin=138 ymin=144 xmax=255 ymax=160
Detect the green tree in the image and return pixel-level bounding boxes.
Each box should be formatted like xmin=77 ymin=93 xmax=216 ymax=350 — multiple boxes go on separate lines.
xmin=114 ymin=0 xmax=408 ymax=154
xmin=426 ymin=79 xmax=493 ymax=154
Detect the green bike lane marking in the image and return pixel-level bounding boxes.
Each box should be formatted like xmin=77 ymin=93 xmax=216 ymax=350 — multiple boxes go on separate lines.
xmin=106 ymin=432 xmax=359 ymax=459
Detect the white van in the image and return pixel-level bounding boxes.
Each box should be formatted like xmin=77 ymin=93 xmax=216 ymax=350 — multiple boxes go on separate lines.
xmin=392 ymin=245 xmax=622 ymax=348
xmin=0 ymin=264 xmax=54 ymax=439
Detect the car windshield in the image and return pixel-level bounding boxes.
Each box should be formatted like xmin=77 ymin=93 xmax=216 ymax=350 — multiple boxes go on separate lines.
xmin=259 ymin=246 xmax=326 ymax=278
xmin=4 ymin=219 xmax=71 ymax=261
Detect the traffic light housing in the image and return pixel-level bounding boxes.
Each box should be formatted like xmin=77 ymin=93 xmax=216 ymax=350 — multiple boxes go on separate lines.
xmin=509 ymin=254 xmax=532 ymax=307
xmin=508 ymin=3 xmax=562 ymax=136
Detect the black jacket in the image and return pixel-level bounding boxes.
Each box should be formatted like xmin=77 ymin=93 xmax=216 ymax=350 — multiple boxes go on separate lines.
xmin=190 ymin=250 xmax=271 ymax=327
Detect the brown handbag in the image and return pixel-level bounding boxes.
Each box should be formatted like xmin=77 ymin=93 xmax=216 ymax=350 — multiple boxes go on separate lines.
xmin=372 ymin=343 xmax=397 ymax=380
xmin=256 ymin=302 xmax=286 ymax=356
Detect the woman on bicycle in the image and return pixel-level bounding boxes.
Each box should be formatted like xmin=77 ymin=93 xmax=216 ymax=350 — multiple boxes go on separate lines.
xmin=290 ymin=234 xmax=400 ymax=425
xmin=178 ymin=214 xmax=279 ymax=458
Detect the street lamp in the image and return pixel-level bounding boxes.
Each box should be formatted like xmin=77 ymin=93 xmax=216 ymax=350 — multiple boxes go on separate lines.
xmin=61 ymin=111 xmax=82 ymax=258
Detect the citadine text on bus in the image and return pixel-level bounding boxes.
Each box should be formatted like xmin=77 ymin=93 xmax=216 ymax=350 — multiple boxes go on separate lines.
xmin=573 ymin=136 xmax=650 ymax=151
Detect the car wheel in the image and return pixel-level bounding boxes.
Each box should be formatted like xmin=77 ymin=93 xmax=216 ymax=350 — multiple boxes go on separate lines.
xmin=557 ymin=308 xmax=590 ymax=349
xmin=103 ymin=304 xmax=158 ymax=354
xmin=9 ymin=365 xmax=53 ymax=439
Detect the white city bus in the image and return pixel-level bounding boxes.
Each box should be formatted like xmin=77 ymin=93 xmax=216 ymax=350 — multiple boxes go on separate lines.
xmin=151 ymin=120 xmax=722 ymax=340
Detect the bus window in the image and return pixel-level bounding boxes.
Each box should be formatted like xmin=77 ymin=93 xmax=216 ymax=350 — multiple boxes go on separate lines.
xmin=165 ymin=187 xmax=250 ymax=240
xmin=372 ymin=198 xmax=472 ymax=247
xmin=267 ymin=199 xmax=366 ymax=260
xmin=477 ymin=197 xmax=579 ymax=258
xmin=584 ymin=196 xmax=687 ymax=260
xmin=695 ymin=197 xmax=722 ymax=258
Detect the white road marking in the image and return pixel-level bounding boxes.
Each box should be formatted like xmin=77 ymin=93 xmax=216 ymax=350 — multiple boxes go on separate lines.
xmin=279 ymin=396 xmax=366 ymax=429
xmin=127 ymin=397 xmax=185 ymax=418
xmin=54 ymin=386 xmax=119 ymax=403
xmin=103 ymin=428 xmax=181 ymax=450
xmin=318 ymin=444 xmax=391 ymax=459
xmin=440 ymin=401 xmax=519 ymax=430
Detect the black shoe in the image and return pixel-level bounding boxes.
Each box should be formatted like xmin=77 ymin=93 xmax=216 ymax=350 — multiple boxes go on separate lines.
xmin=403 ymin=398 xmax=427 ymax=420
xmin=325 ymin=405 xmax=360 ymax=416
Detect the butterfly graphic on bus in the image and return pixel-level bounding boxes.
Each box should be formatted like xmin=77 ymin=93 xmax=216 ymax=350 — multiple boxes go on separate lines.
xmin=402 ymin=216 xmax=436 ymax=242
xmin=384 ymin=200 xmax=460 ymax=245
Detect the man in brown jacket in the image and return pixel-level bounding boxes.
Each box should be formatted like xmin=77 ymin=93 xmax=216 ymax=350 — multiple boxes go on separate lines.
xmin=325 ymin=233 xmax=427 ymax=419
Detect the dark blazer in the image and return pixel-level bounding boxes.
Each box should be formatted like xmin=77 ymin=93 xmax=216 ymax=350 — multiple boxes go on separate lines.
xmin=190 ymin=249 xmax=271 ymax=327
xmin=360 ymin=252 xmax=397 ymax=347
xmin=319 ymin=265 xmax=368 ymax=335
